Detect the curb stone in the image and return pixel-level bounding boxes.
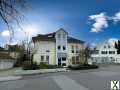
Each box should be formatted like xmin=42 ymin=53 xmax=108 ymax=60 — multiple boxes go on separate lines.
xmin=0 ymin=76 xmax=22 ymax=82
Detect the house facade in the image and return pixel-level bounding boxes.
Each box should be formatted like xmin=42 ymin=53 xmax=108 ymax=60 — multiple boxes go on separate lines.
xmin=90 ymin=40 xmax=120 ymax=64
xmin=32 ymin=28 xmax=85 ymax=66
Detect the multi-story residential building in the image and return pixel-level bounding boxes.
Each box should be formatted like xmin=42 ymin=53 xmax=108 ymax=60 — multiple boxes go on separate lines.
xmin=32 ymin=28 xmax=84 ymax=66
xmin=90 ymin=39 xmax=120 ymax=64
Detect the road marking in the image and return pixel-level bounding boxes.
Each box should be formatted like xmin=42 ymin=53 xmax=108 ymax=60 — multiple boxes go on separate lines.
xmin=52 ymin=75 xmax=89 ymax=90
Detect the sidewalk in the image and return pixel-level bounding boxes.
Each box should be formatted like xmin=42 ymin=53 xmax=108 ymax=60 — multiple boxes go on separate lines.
xmin=0 ymin=68 xmax=22 ymax=82
xmin=0 ymin=67 xmax=22 ymax=77
xmin=0 ymin=68 xmax=69 ymax=82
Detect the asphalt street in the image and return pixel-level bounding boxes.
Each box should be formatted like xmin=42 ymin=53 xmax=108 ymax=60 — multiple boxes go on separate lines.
xmin=0 ymin=65 xmax=120 ymax=90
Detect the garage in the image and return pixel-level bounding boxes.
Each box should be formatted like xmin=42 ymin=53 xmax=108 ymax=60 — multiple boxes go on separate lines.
xmin=0 ymin=53 xmax=16 ymax=70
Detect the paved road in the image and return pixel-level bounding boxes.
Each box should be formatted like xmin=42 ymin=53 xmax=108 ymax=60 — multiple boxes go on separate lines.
xmin=0 ymin=65 xmax=120 ymax=90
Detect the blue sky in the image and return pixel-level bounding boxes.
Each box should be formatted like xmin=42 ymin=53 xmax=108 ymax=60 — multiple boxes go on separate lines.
xmin=0 ymin=0 xmax=120 ymax=46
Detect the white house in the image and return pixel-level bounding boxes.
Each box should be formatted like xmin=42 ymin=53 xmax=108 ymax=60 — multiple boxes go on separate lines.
xmin=90 ymin=39 xmax=120 ymax=64
xmin=32 ymin=28 xmax=85 ymax=66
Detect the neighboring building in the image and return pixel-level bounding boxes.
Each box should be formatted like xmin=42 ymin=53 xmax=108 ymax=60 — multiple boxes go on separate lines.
xmin=0 ymin=51 xmax=16 ymax=70
xmin=90 ymin=39 xmax=120 ymax=64
xmin=32 ymin=28 xmax=85 ymax=66
xmin=0 ymin=44 xmax=24 ymax=69
xmin=5 ymin=44 xmax=24 ymax=60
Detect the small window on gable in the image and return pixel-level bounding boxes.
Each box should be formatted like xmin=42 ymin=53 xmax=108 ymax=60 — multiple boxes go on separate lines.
xmin=58 ymin=45 xmax=61 ymax=50
xmin=63 ymin=46 xmax=66 ymax=50
xmin=104 ymin=46 xmax=106 ymax=48
xmin=108 ymin=45 xmax=110 ymax=48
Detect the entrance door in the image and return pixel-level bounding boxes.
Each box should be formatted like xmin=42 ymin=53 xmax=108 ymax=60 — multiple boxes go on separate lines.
xmin=58 ymin=58 xmax=61 ymax=66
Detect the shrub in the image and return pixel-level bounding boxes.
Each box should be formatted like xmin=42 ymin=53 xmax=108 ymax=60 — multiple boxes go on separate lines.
xmin=68 ymin=64 xmax=98 ymax=70
xmin=22 ymin=61 xmax=39 ymax=70
xmin=39 ymin=62 xmax=59 ymax=69
xmin=22 ymin=62 xmax=63 ymax=70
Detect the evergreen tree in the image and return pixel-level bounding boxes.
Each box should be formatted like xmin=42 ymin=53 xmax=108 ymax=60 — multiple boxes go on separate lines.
xmin=115 ymin=40 xmax=120 ymax=54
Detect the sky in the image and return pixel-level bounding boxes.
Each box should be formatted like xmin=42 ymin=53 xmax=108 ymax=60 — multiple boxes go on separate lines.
xmin=0 ymin=0 xmax=120 ymax=46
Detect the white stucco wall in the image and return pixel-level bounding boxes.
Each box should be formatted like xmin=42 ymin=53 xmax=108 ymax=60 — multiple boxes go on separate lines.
xmin=33 ymin=41 xmax=56 ymax=65
xmin=55 ymin=29 xmax=68 ymax=66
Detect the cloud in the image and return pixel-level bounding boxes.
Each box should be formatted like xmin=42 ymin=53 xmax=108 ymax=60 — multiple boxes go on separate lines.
xmin=1 ymin=30 xmax=10 ymax=37
xmin=89 ymin=13 xmax=108 ymax=32
xmin=91 ymin=42 xmax=96 ymax=47
xmin=13 ymin=24 xmax=40 ymax=42
xmin=0 ymin=23 xmax=40 ymax=45
xmin=108 ymin=38 xmax=118 ymax=46
xmin=112 ymin=11 xmax=120 ymax=22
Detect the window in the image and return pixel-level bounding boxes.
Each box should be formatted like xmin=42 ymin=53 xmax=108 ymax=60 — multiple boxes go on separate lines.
xmin=58 ymin=45 xmax=61 ymax=50
xmin=62 ymin=57 xmax=66 ymax=61
xmin=76 ymin=56 xmax=80 ymax=64
xmin=76 ymin=50 xmax=79 ymax=53
xmin=58 ymin=58 xmax=61 ymax=66
xmin=63 ymin=46 xmax=66 ymax=50
xmin=71 ymin=45 xmax=74 ymax=53
xmin=41 ymin=56 xmax=44 ymax=61
xmin=109 ymin=51 xmax=115 ymax=54
xmin=71 ymin=50 xmax=74 ymax=53
xmin=46 ymin=50 xmax=50 ymax=52
xmin=46 ymin=56 xmax=49 ymax=64
xmin=113 ymin=51 xmax=115 ymax=54
xmin=101 ymin=51 xmax=107 ymax=54
xmin=104 ymin=46 xmax=106 ymax=48
xmin=92 ymin=50 xmax=99 ymax=54
xmin=108 ymin=45 xmax=111 ymax=48
xmin=62 ymin=63 xmax=66 ymax=66
xmin=72 ymin=57 xmax=75 ymax=64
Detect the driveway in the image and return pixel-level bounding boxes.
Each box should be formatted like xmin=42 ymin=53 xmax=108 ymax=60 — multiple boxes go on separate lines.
xmin=0 ymin=65 xmax=120 ymax=90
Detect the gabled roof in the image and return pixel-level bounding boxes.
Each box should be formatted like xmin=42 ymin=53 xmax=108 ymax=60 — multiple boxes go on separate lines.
xmin=56 ymin=28 xmax=68 ymax=35
xmin=68 ymin=37 xmax=84 ymax=43
xmin=95 ymin=39 xmax=117 ymax=50
xmin=32 ymin=28 xmax=85 ymax=44
xmin=33 ymin=32 xmax=56 ymax=42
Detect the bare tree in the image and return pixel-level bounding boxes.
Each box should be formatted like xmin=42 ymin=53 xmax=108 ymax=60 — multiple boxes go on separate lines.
xmin=79 ymin=45 xmax=91 ymax=65
xmin=0 ymin=0 xmax=28 ymax=43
